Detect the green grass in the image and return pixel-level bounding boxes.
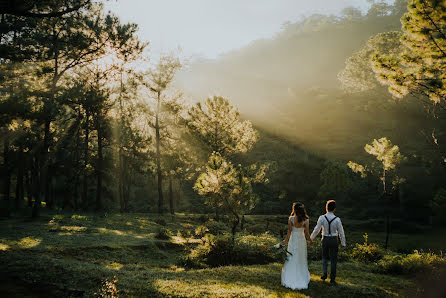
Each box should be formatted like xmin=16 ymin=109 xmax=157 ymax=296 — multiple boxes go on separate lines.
xmin=0 ymin=212 xmax=440 ymax=297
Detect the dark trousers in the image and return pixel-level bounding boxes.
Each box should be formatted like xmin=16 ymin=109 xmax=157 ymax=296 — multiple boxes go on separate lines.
xmin=322 ymin=236 xmax=338 ymax=280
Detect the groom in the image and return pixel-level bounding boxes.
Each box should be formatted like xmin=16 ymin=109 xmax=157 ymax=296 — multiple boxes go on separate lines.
xmin=310 ymin=200 xmax=346 ymax=284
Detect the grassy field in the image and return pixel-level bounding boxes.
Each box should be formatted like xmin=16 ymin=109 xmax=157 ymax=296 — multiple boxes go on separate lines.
xmin=0 ymin=212 xmax=443 ymax=297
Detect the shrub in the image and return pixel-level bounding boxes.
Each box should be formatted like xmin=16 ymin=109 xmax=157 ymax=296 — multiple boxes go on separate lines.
xmin=180 ymin=233 xmax=280 ymax=268
xmin=234 ymin=233 xmax=278 ymax=265
xmin=194 ymin=225 xmax=209 ymax=238
xmin=206 ymin=220 xmax=230 ymax=235
xmin=351 ymin=233 xmax=384 ymax=263
xmin=245 ymin=223 xmax=266 ymax=235
xmin=95 ymin=276 xmax=119 ymax=298
xmin=376 ymin=250 xmax=446 ymax=275
xmin=177 ymin=254 xmax=207 ymax=269
xmin=155 ymin=227 xmax=171 ymax=240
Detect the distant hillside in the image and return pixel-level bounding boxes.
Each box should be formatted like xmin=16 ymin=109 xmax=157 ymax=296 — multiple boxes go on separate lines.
xmin=175 ymin=2 xmax=429 ymax=161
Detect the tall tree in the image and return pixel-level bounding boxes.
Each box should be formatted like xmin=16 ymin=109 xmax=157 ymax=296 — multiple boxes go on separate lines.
xmin=187 ymin=96 xmax=259 ymax=218
xmin=142 ymin=55 xmax=182 ymax=214
xmin=348 ymin=137 xmax=406 ymax=248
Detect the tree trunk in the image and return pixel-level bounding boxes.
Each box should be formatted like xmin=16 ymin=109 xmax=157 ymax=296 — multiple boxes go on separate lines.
xmin=241 ymin=214 xmax=245 ymax=230
xmin=385 ymin=214 xmax=391 ymax=249
xmin=119 ymin=148 xmax=124 ymax=213
xmin=2 ymin=138 xmax=11 ymax=216
xmin=169 ymin=176 xmax=174 ymax=215
xmin=31 ymin=156 xmax=39 ymax=209
xmin=45 ymin=166 xmax=53 ymax=209
xmin=33 ymin=119 xmax=50 ymax=218
xmin=15 ymin=144 xmax=24 ymax=209
xmin=82 ymin=109 xmax=90 ymax=210
xmin=231 ymin=217 xmax=239 ymax=244
xmin=25 ymin=168 xmax=32 ymax=207
xmin=95 ymin=114 xmax=103 ymax=212
xmin=155 ymin=91 xmax=164 ymax=214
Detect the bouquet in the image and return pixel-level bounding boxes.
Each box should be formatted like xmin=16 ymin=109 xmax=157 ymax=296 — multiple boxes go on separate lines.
xmin=272 ymin=242 xmax=293 ymax=262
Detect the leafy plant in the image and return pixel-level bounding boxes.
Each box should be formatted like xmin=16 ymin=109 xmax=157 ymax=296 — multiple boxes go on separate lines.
xmin=95 ymin=276 xmax=119 ymax=298
xmin=155 ymin=227 xmax=171 ymax=240
xmin=376 ymin=250 xmax=446 ymax=275
xmin=351 ymin=233 xmax=384 ymax=263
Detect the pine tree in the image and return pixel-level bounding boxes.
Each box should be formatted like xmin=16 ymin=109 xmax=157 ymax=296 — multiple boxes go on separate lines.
xmin=371 ymin=0 xmax=446 ymax=106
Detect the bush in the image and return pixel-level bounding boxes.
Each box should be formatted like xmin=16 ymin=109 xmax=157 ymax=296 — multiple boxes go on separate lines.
xmin=351 ymin=233 xmax=384 ymax=263
xmin=155 ymin=227 xmax=171 ymax=240
xmin=234 ymin=233 xmax=278 ymax=265
xmin=376 ymin=250 xmax=446 ymax=275
xmin=95 ymin=276 xmax=119 ymax=298
xmin=177 ymin=254 xmax=207 ymax=269
xmin=180 ymin=233 xmax=279 ymax=268
xmin=205 ymin=220 xmax=230 ymax=235
xmin=194 ymin=225 xmax=209 ymax=238
xmin=245 ymin=223 xmax=266 ymax=235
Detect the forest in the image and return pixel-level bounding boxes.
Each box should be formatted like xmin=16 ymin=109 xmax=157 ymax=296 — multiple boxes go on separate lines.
xmin=1 ymin=0 xmax=446 ymax=297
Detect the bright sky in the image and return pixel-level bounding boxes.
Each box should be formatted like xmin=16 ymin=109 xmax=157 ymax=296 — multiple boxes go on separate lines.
xmin=102 ymin=0 xmax=391 ymax=60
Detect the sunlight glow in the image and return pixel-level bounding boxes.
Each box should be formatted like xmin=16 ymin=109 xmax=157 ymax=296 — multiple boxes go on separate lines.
xmin=18 ymin=237 xmax=42 ymax=249
xmin=101 ymin=0 xmax=393 ymax=59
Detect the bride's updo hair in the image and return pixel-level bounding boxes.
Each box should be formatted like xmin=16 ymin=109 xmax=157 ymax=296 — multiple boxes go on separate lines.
xmin=290 ymin=202 xmax=309 ymax=223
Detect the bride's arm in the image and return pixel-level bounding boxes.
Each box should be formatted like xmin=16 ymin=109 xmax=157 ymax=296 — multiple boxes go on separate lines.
xmin=282 ymin=219 xmax=292 ymax=245
xmin=304 ymin=219 xmax=312 ymax=243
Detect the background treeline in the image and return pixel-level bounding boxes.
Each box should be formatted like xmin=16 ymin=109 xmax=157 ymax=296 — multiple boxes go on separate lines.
xmin=1 ymin=0 xmax=445 ymax=229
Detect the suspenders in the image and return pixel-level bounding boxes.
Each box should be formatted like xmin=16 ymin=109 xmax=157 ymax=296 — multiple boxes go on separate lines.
xmin=324 ymin=215 xmax=338 ymax=235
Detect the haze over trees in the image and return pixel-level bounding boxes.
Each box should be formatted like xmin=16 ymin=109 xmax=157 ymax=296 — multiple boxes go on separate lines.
xmin=0 ymin=0 xmax=445 ymax=231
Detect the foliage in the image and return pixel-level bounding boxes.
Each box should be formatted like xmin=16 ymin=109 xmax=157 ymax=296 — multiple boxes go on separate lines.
xmin=205 ymin=220 xmax=231 ymax=235
xmin=187 ymin=96 xmax=258 ymax=157
xmin=351 ymin=233 xmax=384 ymax=263
xmin=338 ymin=31 xmax=404 ymax=93
xmin=182 ymin=232 xmax=278 ymax=268
xmin=95 ymin=276 xmax=119 ymax=298
xmin=372 ymin=0 xmax=446 ymax=106
xmin=194 ymin=225 xmax=209 ymax=238
xmin=318 ymin=161 xmax=354 ymax=199
xmin=376 ymin=250 xmax=446 ymax=275
xmin=155 ymin=227 xmax=171 ymax=240
xmin=194 ymin=152 xmax=271 ymax=239
xmin=348 ymin=137 xmax=405 ymax=193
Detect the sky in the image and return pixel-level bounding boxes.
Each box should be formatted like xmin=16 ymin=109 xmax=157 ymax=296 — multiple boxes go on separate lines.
xmin=101 ymin=0 xmax=393 ymax=60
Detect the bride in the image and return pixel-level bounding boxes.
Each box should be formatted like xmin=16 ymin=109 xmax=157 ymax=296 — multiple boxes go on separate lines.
xmin=281 ymin=202 xmax=312 ymax=290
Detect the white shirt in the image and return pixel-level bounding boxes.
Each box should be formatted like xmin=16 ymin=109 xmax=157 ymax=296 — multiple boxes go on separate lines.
xmin=310 ymin=212 xmax=346 ymax=247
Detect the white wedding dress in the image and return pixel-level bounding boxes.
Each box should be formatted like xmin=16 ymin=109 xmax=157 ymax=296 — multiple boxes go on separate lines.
xmin=281 ymin=217 xmax=311 ymax=290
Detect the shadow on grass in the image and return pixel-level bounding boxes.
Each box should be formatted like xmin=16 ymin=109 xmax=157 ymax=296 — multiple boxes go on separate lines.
xmin=147 ymin=264 xmax=394 ymax=297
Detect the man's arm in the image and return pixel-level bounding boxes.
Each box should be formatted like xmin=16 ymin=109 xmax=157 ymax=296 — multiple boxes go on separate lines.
xmin=310 ymin=216 xmax=322 ymax=241
xmin=337 ymin=218 xmax=346 ymax=247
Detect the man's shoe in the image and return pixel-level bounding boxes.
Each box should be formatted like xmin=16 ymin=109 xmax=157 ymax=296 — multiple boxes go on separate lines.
xmin=320 ymin=274 xmax=327 ymax=281
xmin=330 ymin=279 xmax=337 ymax=285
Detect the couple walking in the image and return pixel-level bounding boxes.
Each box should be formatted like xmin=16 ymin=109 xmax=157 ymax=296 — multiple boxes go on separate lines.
xmin=281 ymin=200 xmax=346 ymax=290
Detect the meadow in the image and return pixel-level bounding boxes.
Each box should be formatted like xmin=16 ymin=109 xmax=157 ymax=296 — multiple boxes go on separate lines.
xmin=1 ymin=212 xmax=444 ymax=297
